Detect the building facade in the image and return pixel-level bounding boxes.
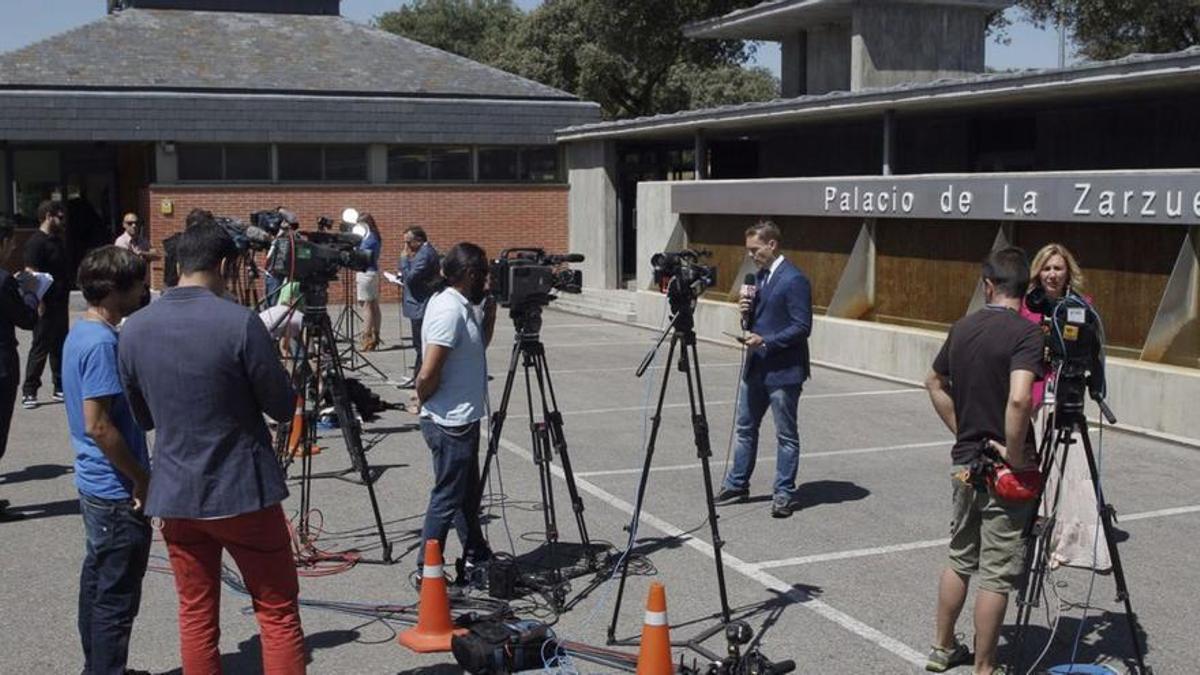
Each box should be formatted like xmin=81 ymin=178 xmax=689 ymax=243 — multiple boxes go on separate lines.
xmin=559 ymin=0 xmax=1200 ymax=441
xmin=0 ymin=0 xmax=600 ymax=295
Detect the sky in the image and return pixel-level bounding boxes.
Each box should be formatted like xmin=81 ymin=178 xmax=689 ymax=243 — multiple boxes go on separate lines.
xmin=0 ymin=1 xmax=1071 ymax=73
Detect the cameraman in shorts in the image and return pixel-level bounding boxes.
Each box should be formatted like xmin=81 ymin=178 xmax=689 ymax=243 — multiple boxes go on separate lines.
xmin=924 ymin=247 xmax=1043 ymax=675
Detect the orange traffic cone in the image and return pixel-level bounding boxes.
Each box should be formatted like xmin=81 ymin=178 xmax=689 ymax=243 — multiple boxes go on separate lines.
xmin=398 ymin=539 xmax=466 ymax=653
xmin=636 ymin=582 xmax=674 ymax=675
xmin=286 ymin=395 xmax=305 ymax=456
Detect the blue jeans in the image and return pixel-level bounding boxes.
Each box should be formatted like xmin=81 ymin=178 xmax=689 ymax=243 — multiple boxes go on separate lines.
xmin=264 ymin=274 xmax=281 ymax=305
xmin=722 ymin=380 xmax=802 ymax=503
xmin=78 ymin=491 xmax=152 ymax=675
xmin=418 ymin=419 xmax=490 ymax=567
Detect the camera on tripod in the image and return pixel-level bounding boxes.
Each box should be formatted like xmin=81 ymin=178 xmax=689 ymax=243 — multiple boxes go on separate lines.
xmin=268 ymin=229 xmax=372 ymax=284
xmin=215 ymin=216 xmax=274 ymax=252
xmin=490 ymin=248 xmax=584 ymax=309
xmin=1034 ymin=291 xmax=1107 ymax=419
xmin=651 ymin=249 xmax=717 ymax=312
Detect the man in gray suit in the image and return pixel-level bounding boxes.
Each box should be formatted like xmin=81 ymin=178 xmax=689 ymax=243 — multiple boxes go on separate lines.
xmin=398 ymin=226 xmax=439 ymax=387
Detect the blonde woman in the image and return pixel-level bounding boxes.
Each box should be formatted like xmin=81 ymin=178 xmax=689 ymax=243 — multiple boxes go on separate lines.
xmin=1021 ymin=242 xmax=1110 ymax=572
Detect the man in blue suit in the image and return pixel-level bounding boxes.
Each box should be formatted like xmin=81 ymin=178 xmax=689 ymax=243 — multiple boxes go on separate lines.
xmin=717 ymin=220 xmax=813 ymax=518
xmin=398 ymin=226 xmax=439 ymax=388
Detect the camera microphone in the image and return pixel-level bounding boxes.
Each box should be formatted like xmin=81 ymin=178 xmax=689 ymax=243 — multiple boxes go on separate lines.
xmin=244 ymin=225 xmax=274 ymax=246
xmin=740 ymin=273 xmax=757 ymax=331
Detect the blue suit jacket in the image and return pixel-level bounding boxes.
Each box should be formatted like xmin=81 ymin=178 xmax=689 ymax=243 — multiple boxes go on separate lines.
xmin=399 ymin=242 xmax=439 ymax=320
xmin=746 ymin=258 xmax=813 ymax=387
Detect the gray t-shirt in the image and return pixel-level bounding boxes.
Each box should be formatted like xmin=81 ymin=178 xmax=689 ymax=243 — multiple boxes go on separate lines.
xmin=420 ymin=287 xmax=488 ymax=426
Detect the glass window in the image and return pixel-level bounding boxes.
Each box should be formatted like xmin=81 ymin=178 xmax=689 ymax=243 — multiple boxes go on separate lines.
xmin=224 ymin=144 xmax=270 ymax=181
xmin=521 ymin=146 xmax=560 ymax=182
xmin=278 ymin=145 xmax=323 ymax=181
xmin=11 ymin=149 xmax=60 ymax=224
xmin=324 ymin=145 xmax=367 ymax=181
xmin=387 ymin=146 xmax=429 ymax=181
xmin=178 ymin=144 xmax=223 ymax=181
xmin=431 ymin=147 xmax=472 ymax=181
xmin=478 ymin=147 xmax=519 ymax=181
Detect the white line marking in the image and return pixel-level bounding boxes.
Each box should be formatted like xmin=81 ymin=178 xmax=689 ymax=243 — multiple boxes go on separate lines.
xmin=506 ymin=388 xmax=921 ymax=419
xmin=540 ymin=323 xmax=613 ymax=329
xmin=1120 ymin=504 xmax=1200 ymax=522
xmin=577 ymin=441 xmax=946 ymax=478
xmin=755 ymin=539 xmax=952 ymax=569
xmin=750 ymin=503 xmax=1200 ymax=570
xmin=489 ymin=340 xmax=655 ymax=350
xmin=490 ymin=434 xmax=927 ymax=667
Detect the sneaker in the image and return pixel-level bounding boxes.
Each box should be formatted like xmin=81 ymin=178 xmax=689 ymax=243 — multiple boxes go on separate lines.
xmin=715 ymin=487 xmax=749 ymax=504
xmin=52 ymin=390 xmax=64 ymax=402
xmin=21 ymin=394 xmax=37 ymax=410
xmin=771 ymin=499 xmax=795 ymax=519
xmin=925 ymin=638 xmax=971 ymax=672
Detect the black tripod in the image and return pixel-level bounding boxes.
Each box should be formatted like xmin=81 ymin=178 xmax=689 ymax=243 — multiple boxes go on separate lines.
xmin=282 ymin=281 xmax=394 ymax=565
xmin=606 ymin=291 xmax=734 ymax=661
xmin=474 ymin=302 xmax=593 ymax=597
xmin=1010 ymin=380 xmax=1148 ymax=674
xmin=330 ymin=271 xmax=391 ymax=383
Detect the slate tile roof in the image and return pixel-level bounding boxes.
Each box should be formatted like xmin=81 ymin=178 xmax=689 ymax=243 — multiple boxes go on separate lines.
xmin=0 ymin=8 xmax=575 ymax=100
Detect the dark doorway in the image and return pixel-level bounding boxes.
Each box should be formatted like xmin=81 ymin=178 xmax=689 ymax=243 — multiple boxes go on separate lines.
xmin=615 ymin=142 xmax=695 ymax=285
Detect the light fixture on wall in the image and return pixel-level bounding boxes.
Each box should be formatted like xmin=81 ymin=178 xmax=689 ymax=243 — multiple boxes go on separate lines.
xmin=163 ymin=141 xmax=177 ymax=155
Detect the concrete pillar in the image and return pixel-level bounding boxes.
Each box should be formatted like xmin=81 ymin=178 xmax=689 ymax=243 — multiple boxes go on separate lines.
xmin=566 ymin=140 xmax=619 ymax=289
xmin=781 ymin=32 xmax=808 ymax=98
xmin=806 ymin=22 xmax=852 ymax=94
xmin=367 ymin=144 xmax=387 ymax=184
xmin=155 ymin=142 xmax=178 ymax=183
xmin=694 ymin=129 xmax=708 ymax=180
xmin=851 ymin=2 xmax=990 ymax=91
xmin=882 ymin=109 xmax=897 ymax=176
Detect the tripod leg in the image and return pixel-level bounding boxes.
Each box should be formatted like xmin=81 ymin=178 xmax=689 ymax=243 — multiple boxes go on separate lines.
xmin=316 ymin=312 xmax=393 ymax=563
xmin=530 ymin=343 xmax=591 ymax=547
xmin=473 ymin=340 xmax=522 ymax=514
xmin=524 ymin=348 xmax=561 ymax=546
xmin=1077 ymin=424 xmax=1148 ymax=672
xmin=608 ymin=331 xmax=679 ymax=643
xmin=681 ymin=334 xmax=733 ymax=623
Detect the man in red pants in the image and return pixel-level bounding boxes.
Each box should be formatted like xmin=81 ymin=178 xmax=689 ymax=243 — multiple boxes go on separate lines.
xmin=119 ymin=222 xmax=305 ymax=674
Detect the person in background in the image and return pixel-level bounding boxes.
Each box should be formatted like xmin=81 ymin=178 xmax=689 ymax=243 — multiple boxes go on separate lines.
xmin=63 ymin=246 xmax=152 ymax=675
xmin=0 ymin=217 xmax=39 ymax=522
xmin=1021 ymin=242 xmax=1110 ymax=572
xmin=356 ymin=213 xmax=383 ymax=352
xmin=22 ymin=199 xmax=71 ymax=410
xmin=398 ymin=226 xmax=438 ymax=387
xmin=113 ymin=212 xmax=160 ymax=262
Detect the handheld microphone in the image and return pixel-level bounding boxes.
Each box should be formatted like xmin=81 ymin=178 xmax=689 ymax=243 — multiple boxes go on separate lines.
xmin=740 ymin=273 xmax=757 ymax=331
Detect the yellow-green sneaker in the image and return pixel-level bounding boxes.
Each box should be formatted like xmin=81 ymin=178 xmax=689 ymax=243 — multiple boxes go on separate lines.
xmin=925 ymin=639 xmax=970 ymax=672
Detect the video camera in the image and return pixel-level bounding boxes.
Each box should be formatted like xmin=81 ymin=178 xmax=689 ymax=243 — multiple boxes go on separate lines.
xmin=1028 ymin=289 xmax=1108 ymax=419
xmin=490 ymin=248 xmax=584 ymax=309
xmin=268 ymin=230 xmax=372 ymax=284
xmin=651 ymin=249 xmax=717 ymax=306
xmin=215 ymin=216 xmax=273 ymax=253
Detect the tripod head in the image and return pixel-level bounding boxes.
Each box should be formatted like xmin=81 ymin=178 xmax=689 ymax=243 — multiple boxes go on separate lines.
xmin=508 ymin=300 xmax=546 ymax=341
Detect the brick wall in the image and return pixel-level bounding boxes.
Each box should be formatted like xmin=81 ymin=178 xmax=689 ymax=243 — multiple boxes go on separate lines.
xmin=140 ymin=184 xmax=569 ymax=300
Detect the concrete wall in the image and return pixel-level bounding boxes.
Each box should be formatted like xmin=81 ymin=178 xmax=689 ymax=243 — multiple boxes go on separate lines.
xmin=629 ymin=182 xmax=1199 ymax=445
xmin=636 ymin=181 xmax=687 ymax=291
xmin=807 ymin=23 xmax=853 ymax=95
xmin=851 ymin=3 xmax=988 ymax=91
xmin=781 ymin=33 xmax=807 ymax=98
xmin=566 ymin=140 xmax=619 ymax=289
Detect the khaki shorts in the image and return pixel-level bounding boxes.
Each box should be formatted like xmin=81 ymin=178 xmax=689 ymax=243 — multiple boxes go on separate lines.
xmin=947 ymin=467 xmax=1036 ymax=593
xmin=356 ymin=271 xmax=379 ymax=302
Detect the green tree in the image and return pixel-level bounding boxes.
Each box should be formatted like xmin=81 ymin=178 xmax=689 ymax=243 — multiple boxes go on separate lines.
xmin=992 ymin=1 xmax=1200 ymax=62
xmin=505 ymin=0 xmax=775 ymax=119
xmin=375 ymin=0 xmax=525 ymax=66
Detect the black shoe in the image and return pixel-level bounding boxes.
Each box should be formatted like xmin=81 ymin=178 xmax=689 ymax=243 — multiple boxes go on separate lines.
xmin=715 ymin=487 xmax=749 ymax=504
xmin=0 ymin=506 xmax=26 ymax=522
xmin=52 ymin=390 xmax=65 ymax=403
xmin=21 ymin=394 xmax=37 ymax=410
xmin=771 ymin=499 xmax=794 ymax=519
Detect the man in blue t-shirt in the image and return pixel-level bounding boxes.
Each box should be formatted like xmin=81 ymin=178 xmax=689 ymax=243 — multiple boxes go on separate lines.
xmin=63 ymin=246 xmax=151 ymax=675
